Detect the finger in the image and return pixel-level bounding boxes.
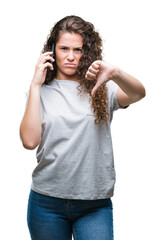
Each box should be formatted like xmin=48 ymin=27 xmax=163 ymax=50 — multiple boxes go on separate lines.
xmin=85 ymin=71 xmax=96 ymax=79
xmin=92 ymin=61 xmax=101 ymax=70
xmin=41 ymin=51 xmax=54 ymax=57
xmin=85 ymin=73 xmax=96 ymax=80
xmin=91 ymin=86 xmax=97 ymax=97
xmin=43 ymin=62 xmax=54 ymax=71
xmin=41 ymin=56 xmax=55 ymax=64
xmin=88 ymin=66 xmax=99 ymax=75
xmin=39 ymin=51 xmax=54 ymax=61
xmin=91 ymin=82 xmax=101 ymax=97
xmin=85 ymin=66 xmax=100 ymax=80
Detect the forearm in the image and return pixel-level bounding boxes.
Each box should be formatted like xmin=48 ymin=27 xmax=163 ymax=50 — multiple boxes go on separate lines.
xmin=20 ymin=83 xmax=42 ymax=149
xmin=112 ymin=67 xmax=146 ymax=100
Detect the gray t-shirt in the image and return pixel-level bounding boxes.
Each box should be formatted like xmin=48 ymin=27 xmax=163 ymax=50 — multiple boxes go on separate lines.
xmin=27 ymin=79 xmax=126 ymax=200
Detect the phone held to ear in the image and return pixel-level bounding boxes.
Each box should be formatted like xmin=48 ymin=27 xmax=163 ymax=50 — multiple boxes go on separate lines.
xmin=47 ymin=43 xmax=55 ymax=70
xmin=51 ymin=42 xmax=55 ymax=61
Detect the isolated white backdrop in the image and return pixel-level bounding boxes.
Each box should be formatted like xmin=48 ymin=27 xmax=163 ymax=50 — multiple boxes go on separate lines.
xmin=0 ymin=0 xmax=164 ymax=239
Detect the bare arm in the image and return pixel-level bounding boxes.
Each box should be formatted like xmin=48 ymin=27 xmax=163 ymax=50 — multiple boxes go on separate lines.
xmin=113 ymin=67 xmax=146 ymax=107
xmin=85 ymin=60 xmax=146 ymax=106
xmin=19 ymin=51 xmax=55 ymax=150
xmin=20 ymin=84 xmax=42 ymax=150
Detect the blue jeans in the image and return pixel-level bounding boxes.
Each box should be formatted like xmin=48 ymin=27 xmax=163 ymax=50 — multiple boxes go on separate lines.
xmin=27 ymin=189 xmax=114 ymax=240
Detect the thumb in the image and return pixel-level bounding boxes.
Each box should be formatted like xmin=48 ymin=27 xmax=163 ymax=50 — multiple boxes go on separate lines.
xmin=91 ymin=83 xmax=100 ymax=97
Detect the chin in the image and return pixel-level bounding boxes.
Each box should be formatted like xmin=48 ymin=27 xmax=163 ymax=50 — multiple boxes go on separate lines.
xmin=64 ymin=70 xmax=77 ymax=75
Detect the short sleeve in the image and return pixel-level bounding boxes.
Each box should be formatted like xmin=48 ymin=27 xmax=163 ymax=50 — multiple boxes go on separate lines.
xmin=106 ymin=81 xmax=128 ymax=122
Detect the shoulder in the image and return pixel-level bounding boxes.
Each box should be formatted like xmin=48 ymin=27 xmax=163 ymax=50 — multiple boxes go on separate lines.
xmin=40 ymin=82 xmax=53 ymax=93
xmin=106 ymin=80 xmax=118 ymax=90
xmin=106 ymin=80 xmax=128 ymax=111
xmin=106 ymin=80 xmax=119 ymax=98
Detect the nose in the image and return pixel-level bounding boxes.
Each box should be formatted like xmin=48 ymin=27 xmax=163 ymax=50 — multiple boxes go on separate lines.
xmin=67 ymin=50 xmax=74 ymax=61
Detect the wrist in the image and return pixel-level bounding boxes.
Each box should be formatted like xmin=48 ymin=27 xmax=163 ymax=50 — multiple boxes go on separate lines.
xmin=30 ymin=81 xmax=41 ymax=90
xmin=110 ymin=66 xmax=121 ymax=83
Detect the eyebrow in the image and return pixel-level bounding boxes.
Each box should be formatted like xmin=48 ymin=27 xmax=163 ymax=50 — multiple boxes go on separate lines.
xmin=58 ymin=45 xmax=83 ymax=49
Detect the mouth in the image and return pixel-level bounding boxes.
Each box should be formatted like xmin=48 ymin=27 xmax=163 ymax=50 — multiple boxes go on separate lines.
xmin=64 ymin=63 xmax=76 ymax=67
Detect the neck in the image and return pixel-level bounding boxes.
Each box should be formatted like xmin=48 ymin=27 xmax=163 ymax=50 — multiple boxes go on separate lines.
xmin=56 ymin=71 xmax=80 ymax=82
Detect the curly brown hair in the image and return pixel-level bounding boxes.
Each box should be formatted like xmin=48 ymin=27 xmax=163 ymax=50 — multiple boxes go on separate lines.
xmin=42 ymin=15 xmax=109 ymax=123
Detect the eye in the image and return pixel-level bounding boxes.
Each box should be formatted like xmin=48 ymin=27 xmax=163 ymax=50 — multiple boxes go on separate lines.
xmin=61 ymin=47 xmax=68 ymax=50
xmin=75 ymin=48 xmax=82 ymax=52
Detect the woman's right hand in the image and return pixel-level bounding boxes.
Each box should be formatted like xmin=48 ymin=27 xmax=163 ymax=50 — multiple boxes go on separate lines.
xmin=31 ymin=51 xmax=55 ymax=86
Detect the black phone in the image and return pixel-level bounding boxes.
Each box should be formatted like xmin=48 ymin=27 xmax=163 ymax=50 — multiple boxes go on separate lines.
xmin=51 ymin=42 xmax=55 ymax=61
xmin=47 ymin=43 xmax=55 ymax=70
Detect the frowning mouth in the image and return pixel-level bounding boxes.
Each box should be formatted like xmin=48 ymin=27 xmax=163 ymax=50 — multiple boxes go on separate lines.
xmin=64 ymin=63 xmax=76 ymax=66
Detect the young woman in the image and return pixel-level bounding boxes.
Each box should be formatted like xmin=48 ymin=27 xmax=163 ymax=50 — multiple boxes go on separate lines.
xmin=20 ymin=15 xmax=146 ymax=240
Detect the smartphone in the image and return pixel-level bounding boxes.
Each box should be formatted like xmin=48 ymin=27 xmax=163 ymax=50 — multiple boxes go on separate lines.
xmin=51 ymin=42 xmax=55 ymax=61
xmin=47 ymin=42 xmax=55 ymax=70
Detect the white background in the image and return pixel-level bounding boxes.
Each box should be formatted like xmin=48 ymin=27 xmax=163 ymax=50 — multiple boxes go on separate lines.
xmin=0 ymin=0 xmax=164 ymax=239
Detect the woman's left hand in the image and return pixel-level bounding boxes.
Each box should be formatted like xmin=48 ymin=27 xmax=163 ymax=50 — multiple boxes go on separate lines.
xmin=85 ymin=60 xmax=117 ymax=97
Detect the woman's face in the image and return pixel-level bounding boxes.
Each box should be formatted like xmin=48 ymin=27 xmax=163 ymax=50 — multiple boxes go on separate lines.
xmin=55 ymin=32 xmax=83 ymax=81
